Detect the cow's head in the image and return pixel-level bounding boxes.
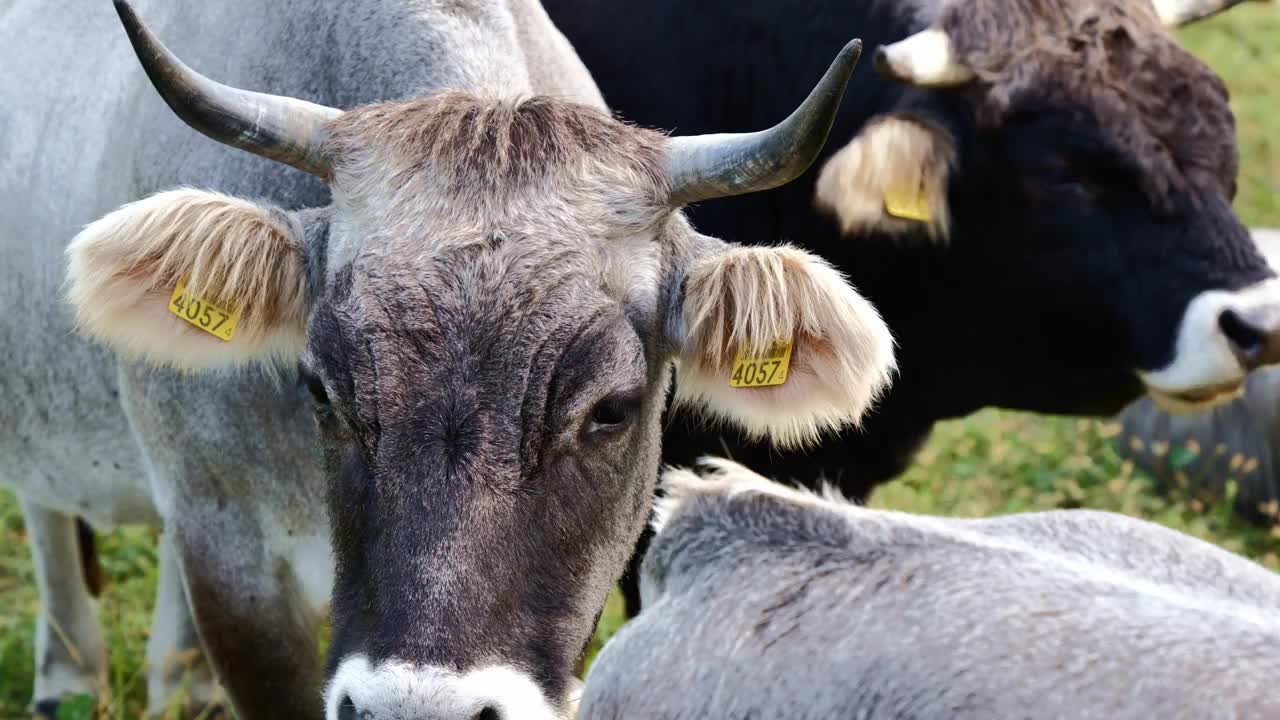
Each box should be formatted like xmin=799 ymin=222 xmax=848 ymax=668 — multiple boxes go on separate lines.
xmin=65 ymin=5 xmax=894 ymax=719
xmin=816 ymin=0 xmax=1276 ymax=413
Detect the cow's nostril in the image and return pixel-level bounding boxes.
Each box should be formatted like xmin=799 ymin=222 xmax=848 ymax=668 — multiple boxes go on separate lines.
xmin=1219 ymin=308 xmax=1268 ymax=367
xmin=337 ymin=695 xmax=359 ymax=720
xmin=472 ymin=707 xmax=501 ymax=720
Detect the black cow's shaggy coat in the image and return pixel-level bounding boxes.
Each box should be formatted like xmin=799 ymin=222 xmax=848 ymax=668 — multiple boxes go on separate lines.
xmin=544 ymin=0 xmax=1273 ymax=614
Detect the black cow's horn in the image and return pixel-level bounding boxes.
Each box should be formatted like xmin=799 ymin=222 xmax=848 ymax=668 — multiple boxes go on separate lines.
xmin=873 ymin=28 xmax=975 ymax=88
xmin=667 ymin=39 xmax=863 ymax=206
xmin=1151 ymin=0 xmax=1268 ymax=27
xmin=113 ymin=0 xmax=340 ymax=178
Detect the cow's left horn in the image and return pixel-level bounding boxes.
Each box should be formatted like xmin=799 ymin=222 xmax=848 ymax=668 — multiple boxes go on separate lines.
xmin=113 ymin=0 xmax=339 ymax=177
xmin=667 ymin=39 xmax=862 ymax=206
xmin=873 ymin=28 xmax=975 ymax=88
xmin=1151 ymin=0 xmax=1268 ymax=27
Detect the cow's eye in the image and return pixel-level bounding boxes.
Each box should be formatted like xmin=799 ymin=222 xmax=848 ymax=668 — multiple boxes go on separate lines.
xmin=1038 ymin=152 xmax=1130 ymax=203
xmin=1051 ymin=177 xmax=1098 ymax=201
xmin=587 ymin=392 xmax=642 ymax=434
xmin=299 ymin=366 xmax=331 ymax=411
xmin=1024 ymin=164 xmax=1101 ymax=204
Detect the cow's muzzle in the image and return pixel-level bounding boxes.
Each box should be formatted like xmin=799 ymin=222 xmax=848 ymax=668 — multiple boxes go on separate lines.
xmin=326 ymin=656 xmax=568 ymax=720
xmin=1142 ymin=277 xmax=1280 ymax=412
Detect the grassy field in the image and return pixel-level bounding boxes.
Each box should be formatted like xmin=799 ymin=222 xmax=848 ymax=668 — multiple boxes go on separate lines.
xmin=4 ymin=7 xmax=1280 ymax=718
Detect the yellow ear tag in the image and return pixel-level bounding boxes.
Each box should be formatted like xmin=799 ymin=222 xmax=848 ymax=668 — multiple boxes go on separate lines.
xmin=729 ymin=340 xmax=794 ymax=388
xmin=168 ymin=277 xmax=242 ymax=342
xmin=884 ymin=184 xmax=932 ymax=223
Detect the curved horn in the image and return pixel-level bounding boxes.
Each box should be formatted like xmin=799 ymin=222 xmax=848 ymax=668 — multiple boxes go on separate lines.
xmin=873 ymin=28 xmax=975 ymax=88
xmin=1152 ymin=0 xmax=1268 ymax=27
xmin=667 ymin=39 xmax=863 ymax=206
xmin=113 ymin=0 xmax=340 ymax=177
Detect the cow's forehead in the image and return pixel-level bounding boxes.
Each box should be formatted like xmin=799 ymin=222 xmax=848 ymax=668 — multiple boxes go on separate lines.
xmin=323 ymin=92 xmax=670 ymax=250
xmin=307 ymin=236 xmax=657 ymax=387
xmin=314 ymin=92 xmax=676 ymax=318
xmin=939 ymin=0 xmax=1164 ymax=50
xmin=943 ymin=0 xmax=1237 ymax=201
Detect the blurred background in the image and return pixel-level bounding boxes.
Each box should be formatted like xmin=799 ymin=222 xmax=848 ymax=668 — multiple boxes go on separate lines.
xmin=3 ymin=5 xmax=1279 ymax=717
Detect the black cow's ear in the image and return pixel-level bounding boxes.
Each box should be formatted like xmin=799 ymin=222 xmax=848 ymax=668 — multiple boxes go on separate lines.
xmin=814 ymin=113 xmax=956 ymax=243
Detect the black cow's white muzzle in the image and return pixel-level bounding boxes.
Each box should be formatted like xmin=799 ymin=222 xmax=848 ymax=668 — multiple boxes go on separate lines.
xmin=1142 ymin=277 xmax=1280 ymax=412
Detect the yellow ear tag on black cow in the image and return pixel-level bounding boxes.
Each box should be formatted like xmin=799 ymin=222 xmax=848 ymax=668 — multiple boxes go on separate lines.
xmin=729 ymin=340 xmax=794 ymax=388
xmin=884 ymin=183 xmax=932 ymax=223
xmin=168 ymin=276 xmax=242 ymax=342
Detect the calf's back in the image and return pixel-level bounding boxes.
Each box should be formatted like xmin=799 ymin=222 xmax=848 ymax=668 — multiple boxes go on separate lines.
xmin=581 ymin=460 xmax=1280 ymax=720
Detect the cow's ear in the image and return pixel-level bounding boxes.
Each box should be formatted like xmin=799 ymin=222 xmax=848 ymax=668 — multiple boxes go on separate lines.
xmin=66 ymin=189 xmax=313 ymax=370
xmin=814 ymin=114 xmax=954 ymax=242
xmin=672 ymin=244 xmax=896 ymax=448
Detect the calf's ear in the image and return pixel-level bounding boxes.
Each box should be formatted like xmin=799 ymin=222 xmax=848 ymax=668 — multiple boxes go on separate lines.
xmin=66 ymin=189 xmax=312 ymax=370
xmin=673 ymin=244 xmax=896 ymax=448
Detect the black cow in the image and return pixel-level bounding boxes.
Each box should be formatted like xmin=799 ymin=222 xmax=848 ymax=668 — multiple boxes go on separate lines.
xmin=544 ymin=0 xmax=1279 ymax=614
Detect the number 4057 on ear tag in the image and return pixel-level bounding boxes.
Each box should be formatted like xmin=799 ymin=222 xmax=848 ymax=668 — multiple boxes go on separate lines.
xmin=168 ymin=277 xmax=241 ymax=342
xmin=729 ymin=340 xmax=794 ymax=388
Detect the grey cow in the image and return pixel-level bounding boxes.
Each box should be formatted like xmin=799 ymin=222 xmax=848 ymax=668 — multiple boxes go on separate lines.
xmin=581 ymin=458 xmax=1280 ymax=720
xmin=2 ymin=1 xmax=894 ymax=719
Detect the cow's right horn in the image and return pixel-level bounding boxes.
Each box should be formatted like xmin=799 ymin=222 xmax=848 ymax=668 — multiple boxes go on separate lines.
xmin=1152 ymin=0 xmax=1269 ymax=27
xmin=113 ymin=0 xmax=340 ymax=178
xmin=874 ymin=28 xmax=975 ymax=88
xmin=666 ymin=39 xmax=863 ymax=206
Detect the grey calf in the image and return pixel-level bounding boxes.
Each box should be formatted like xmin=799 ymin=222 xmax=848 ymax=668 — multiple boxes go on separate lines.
xmin=581 ymin=458 xmax=1280 ymax=719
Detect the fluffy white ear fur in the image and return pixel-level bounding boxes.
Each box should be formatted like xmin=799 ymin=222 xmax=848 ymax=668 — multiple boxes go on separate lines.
xmin=643 ymin=457 xmax=784 ymax=608
xmin=652 ymin=457 xmax=852 ymax=536
xmin=814 ymin=115 xmax=954 ymax=242
xmin=65 ymin=189 xmax=309 ymax=370
xmin=652 ymin=459 xmax=774 ymax=536
xmin=673 ymin=244 xmax=896 ymax=448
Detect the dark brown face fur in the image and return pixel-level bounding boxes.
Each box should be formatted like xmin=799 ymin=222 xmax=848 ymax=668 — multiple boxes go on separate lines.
xmin=923 ymin=0 xmax=1269 ymax=379
xmin=942 ymin=0 xmax=1236 ymax=209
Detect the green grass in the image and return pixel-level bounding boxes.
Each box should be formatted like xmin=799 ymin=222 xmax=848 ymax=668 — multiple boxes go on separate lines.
xmin=1179 ymin=4 xmax=1280 ymax=226
xmin=4 ymin=7 xmax=1280 ymax=717
xmin=0 ymin=504 xmax=161 ymax=719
